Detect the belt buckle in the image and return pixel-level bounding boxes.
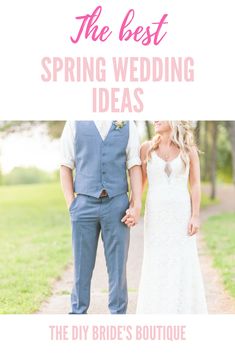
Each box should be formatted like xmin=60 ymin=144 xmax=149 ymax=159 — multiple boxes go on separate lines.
xmin=100 ymin=190 xmax=108 ymax=198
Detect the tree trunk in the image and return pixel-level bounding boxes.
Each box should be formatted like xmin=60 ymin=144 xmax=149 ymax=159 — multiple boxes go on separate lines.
xmin=202 ymin=121 xmax=209 ymax=181
xmin=210 ymin=121 xmax=218 ymax=199
xmin=145 ymin=121 xmax=152 ymax=140
xmin=195 ymin=121 xmax=201 ymax=146
xmin=226 ymin=121 xmax=235 ymax=184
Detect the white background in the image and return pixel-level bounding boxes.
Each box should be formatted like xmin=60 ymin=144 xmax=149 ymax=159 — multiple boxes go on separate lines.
xmin=0 ymin=315 xmax=235 ymax=353
xmin=0 ymin=1 xmax=234 ymax=351
xmin=0 ymin=0 xmax=234 ymax=120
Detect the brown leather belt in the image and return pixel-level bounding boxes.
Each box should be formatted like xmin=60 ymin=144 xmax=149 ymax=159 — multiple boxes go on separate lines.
xmin=99 ymin=190 xmax=108 ymax=198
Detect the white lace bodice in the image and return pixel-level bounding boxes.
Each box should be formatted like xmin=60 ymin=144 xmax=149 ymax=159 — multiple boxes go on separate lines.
xmin=147 ymin=152 xmax=189 ymax=190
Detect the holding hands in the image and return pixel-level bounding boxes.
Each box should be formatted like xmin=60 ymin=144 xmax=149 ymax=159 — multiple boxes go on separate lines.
xmin=121 ymin=206 xmax=141 ymax=228
xmin=122 ymin=164 xmax=143 ymax=228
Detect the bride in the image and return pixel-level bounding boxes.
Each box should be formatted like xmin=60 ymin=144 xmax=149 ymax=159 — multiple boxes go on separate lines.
xmin=136 ymin=121 xmax=208 ymax=314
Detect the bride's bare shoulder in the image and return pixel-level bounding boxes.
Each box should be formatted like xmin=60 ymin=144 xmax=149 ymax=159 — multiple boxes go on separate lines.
xmin=141 ymin=140 xmax=152 ymax=150
xmin=140 ymin=140 xmax=152 ymax=160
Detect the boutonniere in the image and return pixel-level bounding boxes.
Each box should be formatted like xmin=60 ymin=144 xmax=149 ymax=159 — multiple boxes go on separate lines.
xmin=113 ymin=121 xmax=127 ymax=130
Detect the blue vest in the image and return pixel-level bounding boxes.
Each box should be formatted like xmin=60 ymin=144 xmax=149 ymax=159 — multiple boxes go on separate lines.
xmin=74 ymin=121 xmax=129 ymax=198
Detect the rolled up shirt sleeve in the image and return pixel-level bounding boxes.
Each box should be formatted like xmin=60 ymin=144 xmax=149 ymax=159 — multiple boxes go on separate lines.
xmin=126 ymin=121 xmax=141 ymax=170
xmin=60 ymin=120 xmax=75 ymax=170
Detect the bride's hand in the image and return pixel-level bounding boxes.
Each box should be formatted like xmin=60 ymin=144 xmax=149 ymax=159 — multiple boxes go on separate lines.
xmin=188 ymin=215 xmax=200 ymax=236
xmin=121 ymin=207 xmax=141 ymax=227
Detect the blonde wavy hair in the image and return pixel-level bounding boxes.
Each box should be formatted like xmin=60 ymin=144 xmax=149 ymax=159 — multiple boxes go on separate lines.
xmin=147 ymin=121 xmax=198 ymax=167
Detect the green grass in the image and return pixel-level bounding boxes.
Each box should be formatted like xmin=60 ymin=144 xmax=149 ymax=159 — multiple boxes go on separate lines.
xmin=0 ymin=183 xmax=72 ymax=314
xmin=202 ymin=213 xmax=235 ymax=298
xmin=201 ymin=192 xmax=219 ymax=208
xmin=141 ymin=185 xmax=219 ymax=216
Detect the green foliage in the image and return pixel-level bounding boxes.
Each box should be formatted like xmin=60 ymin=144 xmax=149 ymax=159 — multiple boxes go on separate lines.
xmin=0 ymin=183 xmax=71 ymax=313
xmin=203 ymin=213 xmax=235 ymax=298
xmin=2 ymin=167 xmax=58 ymax=185
xmin=199 ymin=121 xmax=233 ymax=183
xmin=0 ymin=166 xmax=3 ymax=185
xmin=216 ymin=124 xmax=233 ymax=182
xmin=201 ymin=192 xmax=219 ymax=208
xmin=1 ymin=120 xmax=234 ymax=184
xmin=0 ymin=121 xmax=65 ymax=139
xmin=47 ymin=121 xmax=65 ymax=139
xmin=143 ymin=121 xmax=155 ymax=140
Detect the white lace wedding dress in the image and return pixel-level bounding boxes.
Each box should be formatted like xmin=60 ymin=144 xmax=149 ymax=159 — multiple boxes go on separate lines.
xmin=136 ymin=152 xmax=208 ymax=314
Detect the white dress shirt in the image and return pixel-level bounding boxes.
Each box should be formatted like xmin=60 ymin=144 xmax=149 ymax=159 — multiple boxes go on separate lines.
xmin=60 ymin=120 xmax=141 ymax=170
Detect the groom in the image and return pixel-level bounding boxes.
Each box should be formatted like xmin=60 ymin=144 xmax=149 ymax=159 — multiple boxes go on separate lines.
xmin=60 ymin=120 xmax=142 ymax=314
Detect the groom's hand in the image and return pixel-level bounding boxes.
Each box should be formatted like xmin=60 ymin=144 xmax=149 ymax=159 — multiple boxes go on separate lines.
xmin=67 ymin=195 xmax=75 ymax=209
xmin=121 ymin=206 xmax=141 ymax=227
xmin=121 ymin=210 xmax=135 ymax=227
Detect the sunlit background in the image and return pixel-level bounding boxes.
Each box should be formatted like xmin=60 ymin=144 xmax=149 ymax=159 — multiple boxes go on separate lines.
xmin=0 ymin=120 xmax=234 ymax=315
xmin=0 ymin=121 xmax=234 ymax=198
xmin=0 ymin=122 xmax=146 ymax=173
xmin=0 ymin=121 xmax=145 ymax=185
xmin=1 ymin=125 xmax=60 ymax=173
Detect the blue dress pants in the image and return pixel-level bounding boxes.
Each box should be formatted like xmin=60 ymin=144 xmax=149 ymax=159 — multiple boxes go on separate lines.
xmin=69 ymin=193 xmax=130 ymax=314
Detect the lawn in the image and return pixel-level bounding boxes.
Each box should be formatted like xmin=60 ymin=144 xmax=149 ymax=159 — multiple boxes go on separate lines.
xmin=202 ymin=213 xmax=235 ymax=298
xmin=0 ymin=183 xmax=72 ymax=314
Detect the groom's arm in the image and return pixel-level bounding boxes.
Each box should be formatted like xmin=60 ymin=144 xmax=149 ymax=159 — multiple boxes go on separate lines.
xmin=122 ymin=165 xmax=142 ymax=227
xmin=121 ymin=121 xmax=142 ymax=226
xmin=60 ymin=166 xmax=75 ymax=209
xmin=60 ymin=121 xmax=76 ymax=209
xmin=129 ymin=165 xmax=142 ymax=210
xmin=122 ymin=140 xmax=151 ymax=227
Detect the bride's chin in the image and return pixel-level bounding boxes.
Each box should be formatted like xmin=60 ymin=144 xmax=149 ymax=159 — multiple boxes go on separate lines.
xmin=155 ymin=128 xmax=172 ymax=134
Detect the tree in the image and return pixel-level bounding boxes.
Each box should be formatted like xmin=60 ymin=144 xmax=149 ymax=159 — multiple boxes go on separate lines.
xmin=210 ymin=121 xmax=218 ymax=199
xmin=0 ymin=121 xmax=65 ymax=139
xmin=202 ymin=121 xmax=209 ymax=181
xmin=145 ymin=121 xmax=153 ymax=140
xmin=3 ymin=167 xmax=53 ymax=185
xmin=194 ymin=120 xmax=201 ymax=146
xmin=47 ymin=121 xmax=65 ymax=138
xmin=226 ymin=121 xmax=235 ymax=184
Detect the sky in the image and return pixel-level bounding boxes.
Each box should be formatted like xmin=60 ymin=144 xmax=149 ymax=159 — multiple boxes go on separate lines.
xmin=0 ymin=125 xmax=61 ymax=174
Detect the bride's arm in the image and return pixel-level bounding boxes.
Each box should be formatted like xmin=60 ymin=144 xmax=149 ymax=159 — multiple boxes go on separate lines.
xmin=188 ymin=146 xmax=201 ymax=235
xmin=140 ymin=141 xmax=150 ymax=191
